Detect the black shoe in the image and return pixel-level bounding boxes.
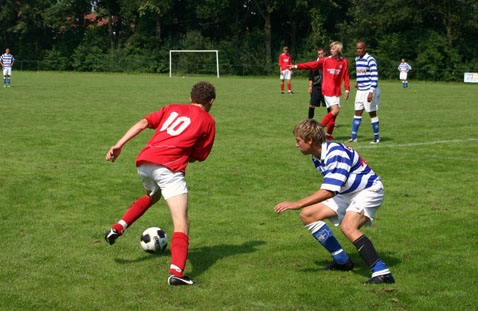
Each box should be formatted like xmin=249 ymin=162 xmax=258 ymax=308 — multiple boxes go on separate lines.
xmin=364 ymin=273 xmax=395 ymax=285
xmin=281 ymin=91 xmax=284 ymax=94
xmin=168 ymin=274 xmax=195 ymax=286
xmin=288 ymin=91 xmax=293 ymax=95
xmin=104 ymin=228 xmax=119 ymax=245
xmin=322 ymin=259 xmax=354 ymax=271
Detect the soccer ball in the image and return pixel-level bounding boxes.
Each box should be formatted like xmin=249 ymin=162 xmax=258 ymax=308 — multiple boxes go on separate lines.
xmin=140 ymin=227 xmax=168 ymax=254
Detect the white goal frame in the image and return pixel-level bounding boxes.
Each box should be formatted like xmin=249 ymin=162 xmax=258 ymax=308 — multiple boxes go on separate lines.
xmin=169 ymin=50 xmax=220 ymax=78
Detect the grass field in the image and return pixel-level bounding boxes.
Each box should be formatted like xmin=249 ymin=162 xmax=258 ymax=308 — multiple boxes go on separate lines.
xmin=1 ymin=71 xmax=477 ymax=311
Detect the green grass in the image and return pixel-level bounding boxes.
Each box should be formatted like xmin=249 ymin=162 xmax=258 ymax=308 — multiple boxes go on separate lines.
xmin=1 ymin=72 xmax=477 ymax=311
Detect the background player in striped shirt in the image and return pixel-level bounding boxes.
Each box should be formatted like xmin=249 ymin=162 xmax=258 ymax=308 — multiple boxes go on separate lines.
xmin=0 ymin=48 xmax=15 ymax=87
xmin=104 ymin=81 xmax=216 ymax=286
xmin=348 ymin=41 xmax=381 ymax=144
xmin=398 ymin=58 xmax=412 ymax=88
xmin=274 ymin=119 xmax=395 ymax=285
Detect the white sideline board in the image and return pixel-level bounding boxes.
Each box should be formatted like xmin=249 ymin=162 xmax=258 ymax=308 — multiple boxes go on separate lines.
xmin=464 ymin=72 xmax=478 ymax=83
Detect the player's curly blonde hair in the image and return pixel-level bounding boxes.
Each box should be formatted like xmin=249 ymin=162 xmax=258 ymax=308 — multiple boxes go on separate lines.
xmin=293 ymin=119 xmax=326 ymax=145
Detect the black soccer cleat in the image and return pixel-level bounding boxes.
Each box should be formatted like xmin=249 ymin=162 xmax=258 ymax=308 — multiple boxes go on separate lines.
xmin=322 ymin=258 xmax=355 ymax=271
xmin=104 ymin=228 xmax=119 ymax=245
xmin=168 ymin=274 xmax=195 ymax=286
xmin=364 ymin=273 xmax=395 ymax=285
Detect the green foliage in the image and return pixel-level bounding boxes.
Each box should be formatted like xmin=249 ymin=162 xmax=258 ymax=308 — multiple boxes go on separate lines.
xmin=71 ymin=26 xmax=110 ymax=71
xmin=1 ymin=72 xmax=477 ymax=310
xmin=41 ymin=49 xmax=71 ymax=71
xmin=2 ymin=1 xmax=478 ymax=78
xmin=72 ymin=45 xmax=106 ymax=72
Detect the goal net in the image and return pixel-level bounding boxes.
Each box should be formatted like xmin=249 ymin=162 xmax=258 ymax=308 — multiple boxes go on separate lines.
xmin=169 ymin=50 xmax=220 ymax=78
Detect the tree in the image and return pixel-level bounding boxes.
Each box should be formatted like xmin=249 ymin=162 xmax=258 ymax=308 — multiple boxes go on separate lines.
xmin=2 ymin=0 xmax=476 ymax=78
xmin=249 ymin=0 xmax=277 ymax=64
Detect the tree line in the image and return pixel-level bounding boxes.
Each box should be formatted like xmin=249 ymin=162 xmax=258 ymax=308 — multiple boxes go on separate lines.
xmin=1 ymin=0 xmax=477 ymax=81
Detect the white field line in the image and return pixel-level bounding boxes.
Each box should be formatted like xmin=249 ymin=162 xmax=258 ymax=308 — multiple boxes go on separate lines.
xmin=356 ymin=138 xmax=478 ymax=161
xmin=359 ymin=138 xmax=478 ymax=148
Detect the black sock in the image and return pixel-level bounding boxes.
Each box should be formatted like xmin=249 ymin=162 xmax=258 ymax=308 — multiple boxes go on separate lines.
xmin=353 ymin=235 xmax=380 ymax=269
xmin=308 ymin=107 xmax=315 ymax=118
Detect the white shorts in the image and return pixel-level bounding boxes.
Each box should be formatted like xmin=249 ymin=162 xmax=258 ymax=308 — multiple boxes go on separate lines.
xmin=280 ymin=69 xmax=292 ymax=80
xmin=3 ymin=67 xmax=12 ymax=76
xmin=137 ymin=164 xmax=188 ymax=200
xmin=354 ymin=87 xmax=380 ymax=112
xmin=324 ymin=96 xmax=341 ymax=108
xmin=399 ymin=72 xmax=408 ymax=80
xmin=322 ymin=179 xmax=384 ymax=226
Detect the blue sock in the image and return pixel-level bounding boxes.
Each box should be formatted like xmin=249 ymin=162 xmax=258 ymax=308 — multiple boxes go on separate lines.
xmin=371 ymin=117 xmax=379 ymax=141
xmin=307 ymin=221 xmax=350 ymax=264
xmin=371 ymin=260 xmax=387 ymax=273
xmin=351 ymin=116 xmax=362 ymax=139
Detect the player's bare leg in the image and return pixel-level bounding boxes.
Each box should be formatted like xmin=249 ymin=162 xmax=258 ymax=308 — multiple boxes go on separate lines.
xmin=166 ymin=194 xmax=195 ymax=285
xmin=300 ymin=203 xmax=354 ymax=271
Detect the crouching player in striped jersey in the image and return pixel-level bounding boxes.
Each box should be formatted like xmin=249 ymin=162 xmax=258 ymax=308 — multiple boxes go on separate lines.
xmin=274 ymin=119 xmax=394 ymax=284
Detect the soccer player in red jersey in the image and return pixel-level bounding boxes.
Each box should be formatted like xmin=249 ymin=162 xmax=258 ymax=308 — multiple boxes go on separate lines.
xmin=104 ymin=81 xmax=216 ymax=286
xmin=278 ymin=46 xmax=293 ymax=94
xmin=291 ymin=41 xmax=350 ymax=140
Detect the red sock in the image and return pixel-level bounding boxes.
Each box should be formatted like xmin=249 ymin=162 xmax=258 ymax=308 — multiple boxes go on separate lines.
xmin=280 ymin=83 xmax=284 ymax=92
xmin=321 ymin=112 xmax=334 ymax=128
xmin=287 ymin=82 xmax=292 ymax=91
xmin=114 ymin=195 xmax=152 ymax=234
xmin=326 ymin=117 xmax=336 ymax=136
xmin=169 ymin=232 xmax=189 ymax=277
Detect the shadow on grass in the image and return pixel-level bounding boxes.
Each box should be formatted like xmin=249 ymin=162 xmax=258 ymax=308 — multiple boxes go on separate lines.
xmin=188 ymin=240 xmax=266 ymax=277
xmin=114 ymin=254 xmax=165 ymax=264
xmin=113 ymin=240 xmax=266 ymax=278
xmin=299 ymin=251 xmax=401 ymax=279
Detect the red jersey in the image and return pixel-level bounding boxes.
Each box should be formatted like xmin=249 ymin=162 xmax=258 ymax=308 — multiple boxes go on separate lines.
xmin=297 ymin=56 xmax=350 ymax=97
xmin=278 ymin=53 xmax=292 ymax=71
xmin=136 ymin=104 xmax=215 ymax=174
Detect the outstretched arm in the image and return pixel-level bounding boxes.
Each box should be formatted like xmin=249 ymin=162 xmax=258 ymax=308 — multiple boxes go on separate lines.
xmin=106 ymin=118 xmax=149 ymax=162
xmin=274 ymin=189 xmax=335 ymax=213
xmin=289 ymin=58 xmax=324 ymax=71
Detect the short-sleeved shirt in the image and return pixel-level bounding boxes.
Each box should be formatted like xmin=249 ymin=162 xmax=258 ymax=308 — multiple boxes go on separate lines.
xmin=312 ymin=142 xmax=380 ymax=195
xmin=398 ymin=62 xmax=412 ymax=72
xmin=0 ymin=53 xmax=15 ymax=68
xmin=278 ymin=53 xmax=292 ymax=71
xmin=136 ymin=104 xmax=215 ymax=175
xmin=355 ymin=53 xmax=378 ymax=91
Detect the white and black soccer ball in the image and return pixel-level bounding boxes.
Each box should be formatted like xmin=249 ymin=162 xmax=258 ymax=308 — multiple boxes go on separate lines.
xmin=140 ymin=227 xmax=168 ymax=254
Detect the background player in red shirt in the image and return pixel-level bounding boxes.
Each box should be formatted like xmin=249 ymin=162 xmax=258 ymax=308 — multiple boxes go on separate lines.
xmin=278 ymin=46 xmax=293 ymax=94
xmin=104 ymin=81 xmax=216 ymax=286
xmin=291 ymin=41 xmax=350 ymax=140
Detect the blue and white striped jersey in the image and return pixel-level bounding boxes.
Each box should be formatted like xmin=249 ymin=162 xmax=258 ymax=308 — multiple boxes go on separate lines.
xmin=312 ymin=142 xmax=380 ymax=195
xmin=355 ymin=53 xmax=378 ymax=91
xmin=398 ymin=62 xmax=412 ymax=72
xmin=0 ymin=53 xmax=15 ymax=68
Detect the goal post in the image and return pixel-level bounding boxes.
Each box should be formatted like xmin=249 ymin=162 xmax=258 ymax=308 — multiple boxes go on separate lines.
xmin=169 ymin=50 xmax=220 ymax=78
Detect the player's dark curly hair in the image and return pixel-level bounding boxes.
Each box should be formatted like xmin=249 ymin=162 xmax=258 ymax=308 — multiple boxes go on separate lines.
xmin=191 ymin=81 xmax=216 ymax=105
xmin=293 ymin=119 xmax=326 ymax=145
